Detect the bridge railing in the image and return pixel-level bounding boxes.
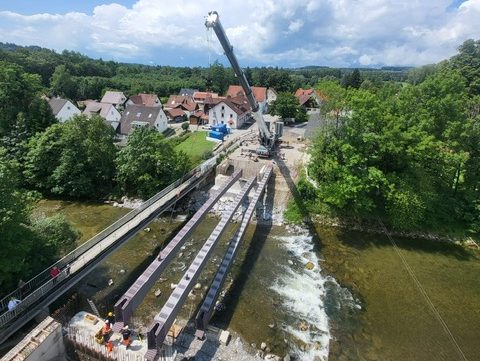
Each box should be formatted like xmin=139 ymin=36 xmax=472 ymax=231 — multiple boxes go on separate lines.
xmin=0 ymin=157 xmax=218 ymax=326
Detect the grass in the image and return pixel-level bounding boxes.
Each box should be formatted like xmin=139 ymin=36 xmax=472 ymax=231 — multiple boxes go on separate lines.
xmin=174 ymin=131 xmax=216 ymax=164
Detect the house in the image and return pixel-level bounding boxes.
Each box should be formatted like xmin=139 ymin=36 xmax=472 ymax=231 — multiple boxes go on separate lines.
xmin=179 ymin=88 xmax=199 ymax=97
xmin=48 ymin=97 xmax=81 ymax=122
xmin=165 ymin=108 xmax=186 ymax=123
xmin=226 ymin=85 xmax=268 ymax=113
xmin=295 ymin=88 xmax=321 ymax=108
xmin=267 ymin=88 xmax=278 ymax=104
xmin=193 ymin=91 xmax=219 ymax=112
xmin=208 ymin=96 xmax=250 ymax=129
xmin=83 ymin=101 xmax=122 ymax=130
xmin=189 ymin=110 xmax=209 ymax=125
xmin=101 ymin=91 xmax=127 ymax=109
xmin=164 ymin=95 xmax=197 ymax=116
xmin=119 ymin=104 xmax=168 ymax=136
xmin=126 ymin=93 xmax=162 ymax=107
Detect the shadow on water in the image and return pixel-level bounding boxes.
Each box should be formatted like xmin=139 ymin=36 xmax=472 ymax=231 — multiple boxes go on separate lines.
xmin=211 ymin=172 xmax=276 ymax=331
xmin=333 ymin=227 xmax=477 ymax=261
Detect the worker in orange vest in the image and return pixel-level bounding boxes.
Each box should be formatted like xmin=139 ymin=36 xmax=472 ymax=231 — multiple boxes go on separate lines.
xmin=106 ymin=340 xmax=114 ymax=353
xmin=121 ymin=325 xmax=132 ymax=349
xmin=102 ymin=319 xmax=112 ymax=336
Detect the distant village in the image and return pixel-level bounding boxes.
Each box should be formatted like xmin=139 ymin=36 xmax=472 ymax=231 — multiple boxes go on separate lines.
xmin=46 ymin=86 xmax=322 ymax=143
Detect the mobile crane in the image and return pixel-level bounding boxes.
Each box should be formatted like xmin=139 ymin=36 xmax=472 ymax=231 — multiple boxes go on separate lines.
xmin=205 ymin=11 xmax=282 ymax=157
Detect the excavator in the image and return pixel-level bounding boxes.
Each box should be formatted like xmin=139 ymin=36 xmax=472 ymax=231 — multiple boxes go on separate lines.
xmin=205 ymin=11 xmax=282 ymax=157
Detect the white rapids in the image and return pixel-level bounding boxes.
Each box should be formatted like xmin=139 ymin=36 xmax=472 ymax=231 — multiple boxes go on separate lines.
xmin=270 ymin=227 xmax=331 ymax=361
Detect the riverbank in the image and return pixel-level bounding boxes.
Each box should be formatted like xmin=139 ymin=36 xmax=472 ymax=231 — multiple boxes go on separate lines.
xmin=310 ymin=213 xmax=480 ymax=248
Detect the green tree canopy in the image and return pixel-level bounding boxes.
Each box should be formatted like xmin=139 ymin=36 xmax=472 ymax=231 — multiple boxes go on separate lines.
xmin=116 ymin=127 xmax=192 ymax=199
xmin=50 ymin=64 xmax=76 ymax=99
xmin=269 ymin=92 xmax=307 ymax=122
xmin=0 ymin=61 xmax=42 ymax=134
xmin=23 ymin=115 xmax=117 ymax=198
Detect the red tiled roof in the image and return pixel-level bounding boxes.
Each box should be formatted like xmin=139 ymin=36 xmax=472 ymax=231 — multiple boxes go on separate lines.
xmin=193 ymin=92 xmax=219 ymax=102
xmin=165 ymin=108 xmax=185 ymax=118
xmin=166 ymin=95 xmax=197 ymax=112
xmin=226 ymin=85 xmax=267 ymax=102
xmin=295 ymin=88 xmax=315 ymax=97
xmin=129 ymin=93 xmax=160 ymax=107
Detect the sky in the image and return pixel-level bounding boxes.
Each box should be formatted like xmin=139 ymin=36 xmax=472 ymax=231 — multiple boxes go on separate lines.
xmin=0 ymin=0 xmax=479 ymax=68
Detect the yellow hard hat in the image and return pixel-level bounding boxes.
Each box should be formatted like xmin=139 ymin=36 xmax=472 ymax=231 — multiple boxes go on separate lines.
xmin=108 ymin=312 xmax=113 ymax=316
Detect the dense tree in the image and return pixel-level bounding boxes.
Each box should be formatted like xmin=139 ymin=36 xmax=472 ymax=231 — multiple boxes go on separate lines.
xmin=0 ymin=148 xmax=35 ymax=291
xmin=24 ymin=115 xmax=117 ymax=198
xmin=116 ymin=128 xmax=192 ymax=199
xmin=0 ymin=61 xmax=42 ymax=134
xmin=309 ymin=67 xmax=480 ymax=231
xmin=269 ymin=92 xmax=307 ymax=122
xmin=448 ymin=39 xmax=480 ymax=95
xmin=50 ymin=64 xmax=76 ymax=99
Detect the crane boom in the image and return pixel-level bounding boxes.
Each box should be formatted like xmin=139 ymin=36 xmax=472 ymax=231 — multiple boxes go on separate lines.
xmin=205 ymin=11 xmax=276 ymax=154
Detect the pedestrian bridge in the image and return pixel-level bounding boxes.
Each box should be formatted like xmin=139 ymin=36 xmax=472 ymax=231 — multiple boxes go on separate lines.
xmin=0 ymin=157 xmax=217 ymax=345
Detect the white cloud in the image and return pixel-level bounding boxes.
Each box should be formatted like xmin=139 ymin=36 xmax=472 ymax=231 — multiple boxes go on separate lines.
xmin=0 ymin=0 xmax=479 ymax=66
xmin=287 ymin=20 xmax=304 ymax=34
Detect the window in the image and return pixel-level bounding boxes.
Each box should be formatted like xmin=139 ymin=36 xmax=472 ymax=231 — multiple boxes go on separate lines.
xmin=230 ymin=113 xmax=233 ymax=118
xmin=67 ymin=106 xmax=71 ymax=110
xmin=221 ymin=105 xmax=225 ymax=111
xmin=221 ymin=113 xmax=224 ymax=118
xmin=136 ymin=112 xmax=141 ymax=117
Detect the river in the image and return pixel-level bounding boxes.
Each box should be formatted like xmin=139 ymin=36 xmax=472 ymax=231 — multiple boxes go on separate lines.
xmin=36 ymin=200 xmax=480 ymax=361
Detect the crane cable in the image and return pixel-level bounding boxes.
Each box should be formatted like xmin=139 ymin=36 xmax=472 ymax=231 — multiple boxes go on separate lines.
xmin=378 ymin=218 xmax=469 ymax=361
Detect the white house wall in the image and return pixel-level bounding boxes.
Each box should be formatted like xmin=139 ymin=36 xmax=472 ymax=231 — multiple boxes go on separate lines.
xmin=208 ymin=103 xmax=245 ymax=129
xmin=105 ymin=106 xmax=121 ymax=123
xmin=153 ymin=109 xmax=168 ymax=133
xmin=56 ymin=101 xmax=81 ymax=122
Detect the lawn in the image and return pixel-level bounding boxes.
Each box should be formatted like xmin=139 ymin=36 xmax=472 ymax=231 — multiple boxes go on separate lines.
xmin=174 ymin=131 xmax=216 ymax=164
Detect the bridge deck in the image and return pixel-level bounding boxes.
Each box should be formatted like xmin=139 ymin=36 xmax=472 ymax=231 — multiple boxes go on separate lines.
xmin=195 ymin=166 xmax=272 ymax=337
xmin=145 ymin=175 xmax=258 ymax=360
xmin=113 ymin=170 xmax=242 ymax=330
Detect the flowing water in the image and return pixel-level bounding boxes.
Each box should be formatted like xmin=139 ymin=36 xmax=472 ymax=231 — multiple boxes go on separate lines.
xmin=36 ymin=200 xmax=480 ymax=361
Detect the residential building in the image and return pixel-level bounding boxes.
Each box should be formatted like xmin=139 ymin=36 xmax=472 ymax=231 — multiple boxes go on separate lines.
xmin=164 ymin=95 xmax=197 ymax=116
xmin=189 ymin=110 xmax=208 ymax=125
xmin=165 ymin=108 xmax=186 ymax=123
xmin=119 ymin=104 xmax=168 ymax=136
xmin=83 ymin=101 xmax=122 ymax=130
xmin=267 ymin=88 xmax=278 ymax=104
xmin=226 ymin=85 xmax=268 ymax=113
xmin=101 ymin=91 xmax=127 ymax=109
xmin=47 ymin=97 xmax=81 ymax=122
xmin=295 ymin=88 xmax=321 ymax=108
xmin=193 ymin=91 xmax=219 ymax=112
xmin=208 ymin=97 xmax=250 ymax=129
xmin=126 ymin=93 xmax=162 ymax=107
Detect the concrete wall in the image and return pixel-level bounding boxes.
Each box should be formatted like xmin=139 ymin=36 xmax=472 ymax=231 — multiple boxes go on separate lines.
xmin=1 ymin=316 xmax=66 ymax=361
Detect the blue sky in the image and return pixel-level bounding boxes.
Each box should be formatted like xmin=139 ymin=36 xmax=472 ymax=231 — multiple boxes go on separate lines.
xmin=0 ymin=0 xmax=478 ymax=68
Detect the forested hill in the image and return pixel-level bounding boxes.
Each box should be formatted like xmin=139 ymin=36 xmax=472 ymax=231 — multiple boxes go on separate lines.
xmin=0 ymin=42 xmax=408 ymax=101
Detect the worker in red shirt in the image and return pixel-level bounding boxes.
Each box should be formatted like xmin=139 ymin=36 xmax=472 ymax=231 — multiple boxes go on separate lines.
xmin=50 ymin=266 xmax=60 ymax=284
